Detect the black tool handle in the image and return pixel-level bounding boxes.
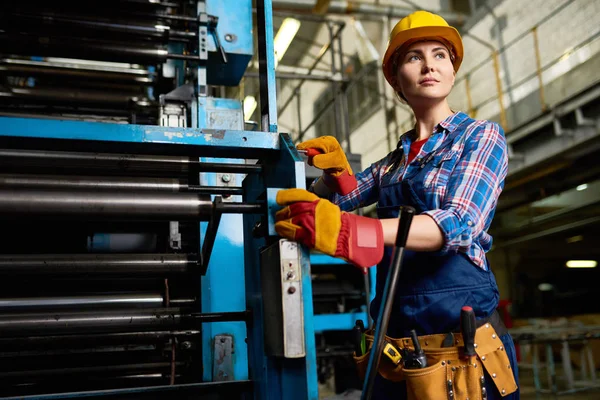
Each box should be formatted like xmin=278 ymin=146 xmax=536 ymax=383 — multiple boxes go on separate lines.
xmin=461 ymin=306 xmax=477 ymax=358
xmin=361 ymin=206 xmax=416 ymax=400
xmin=353 ymin=320 xmax=364 ymax=356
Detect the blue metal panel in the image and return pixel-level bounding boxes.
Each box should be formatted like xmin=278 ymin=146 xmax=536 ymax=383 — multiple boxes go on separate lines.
xmin=206 ymin=0 xmax=253 ymax=86
xmin=197 ymin=97 xmax=244 ymax=132
xmin=313 ymin=312 xmax=370 ymax=334
xmin=0 ymin=116 xmax=279 ymax=157
xmin=244 ymin=133 xmax=319 ymax=400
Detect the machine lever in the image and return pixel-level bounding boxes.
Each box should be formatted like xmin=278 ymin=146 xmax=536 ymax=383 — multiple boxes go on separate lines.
xmin=361 ymin=206 xmax=415 ymax=400
xmin=211 ymin=27 xmax=228 ymax=64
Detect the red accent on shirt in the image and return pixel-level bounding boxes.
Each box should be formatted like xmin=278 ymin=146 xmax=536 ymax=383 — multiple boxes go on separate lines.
xmin=407 ymin=138 xmax=428 ymax=164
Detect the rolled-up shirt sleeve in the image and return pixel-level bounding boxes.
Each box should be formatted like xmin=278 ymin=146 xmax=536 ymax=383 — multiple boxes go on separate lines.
xmin=423 ymin=122 xmax=508 ymax=254
xmin=309 ymin=153 xmax=391 ymax=212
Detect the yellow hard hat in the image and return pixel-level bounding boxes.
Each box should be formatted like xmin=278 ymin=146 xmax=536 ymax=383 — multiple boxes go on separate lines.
xmin=382 ymin=10 xmax=464 ymax=88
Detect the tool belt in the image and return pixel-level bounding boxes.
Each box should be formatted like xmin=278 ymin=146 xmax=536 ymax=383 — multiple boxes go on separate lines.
xmin=353 ymin=311 xmax=518 ymax=399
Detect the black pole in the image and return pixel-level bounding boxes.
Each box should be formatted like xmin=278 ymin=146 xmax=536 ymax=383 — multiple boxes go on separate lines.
xmin=361 ymin=206 xmax=415 ymax=399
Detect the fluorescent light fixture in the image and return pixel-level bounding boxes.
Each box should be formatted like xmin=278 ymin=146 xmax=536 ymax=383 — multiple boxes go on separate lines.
xmin=273 ymin=18 xmax=301 ymax=68
xmin=566 ymin=260 xmax=597 ymax=268
xmin=566 ymin=235 xmax=584 ymax=244
xmin=538 ymin=283 xmax=554 ymax=291
xmin=576 ymin=183 xmax=588 ymax=191
xmin=243 ymin=95 xmax=257 ymax=121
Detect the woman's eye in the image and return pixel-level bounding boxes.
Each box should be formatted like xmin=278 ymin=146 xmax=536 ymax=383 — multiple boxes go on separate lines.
xmin=435 ymin=53 xmax=446 ymax=59
xmin=408 ymin=55 xmax=420 ymax=61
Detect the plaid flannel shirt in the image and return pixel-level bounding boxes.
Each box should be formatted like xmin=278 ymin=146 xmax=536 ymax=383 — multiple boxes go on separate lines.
xmin=313 ymin=111 xmax=508 ymax=270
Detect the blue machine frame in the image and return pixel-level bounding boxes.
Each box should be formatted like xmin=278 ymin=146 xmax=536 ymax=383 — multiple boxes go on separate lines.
xmin=0 ymin=1 xmax=319 ymax=399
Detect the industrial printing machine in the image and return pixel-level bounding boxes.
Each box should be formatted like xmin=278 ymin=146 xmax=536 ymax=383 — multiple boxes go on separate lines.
xmin=0 ymin=1 xmax=319 ymax=398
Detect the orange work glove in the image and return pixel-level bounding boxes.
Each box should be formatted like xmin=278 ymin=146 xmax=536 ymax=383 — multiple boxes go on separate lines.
xmin=297 ymin=136 xmax=357 ymax=195
xmin=275 ymin=188 xmax=383 ymax=269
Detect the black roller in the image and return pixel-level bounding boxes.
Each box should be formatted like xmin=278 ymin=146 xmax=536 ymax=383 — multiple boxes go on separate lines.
xmin=0 ymin=173 xmax=244 ymax=196
xmin=0 ymin=309 xmax=249 ymax=337
xmin=0 ymin=188 xmax=213 ymax=220
xmin=0 ymin=173 xmax=182 ymax=192
xmin=0 ymin=294 xmax=196 ymax=311
xmin=0 ymin=253 xmax=198 ymax=275
xmin=0 ymin=330 xmax=201 ymax=351
xmin=0 ymin=149 xmax=263 ymax=176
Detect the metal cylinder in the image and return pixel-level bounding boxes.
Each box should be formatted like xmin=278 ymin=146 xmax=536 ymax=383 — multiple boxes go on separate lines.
xmin=0 ymin=33 xmax=170 ymax=64
xmin=0 ymin=254 xmax=198 ymax=275
xmin=0 ymin=309 xmax=248 ymax=336
xmin=0 ymin=149 xmax=263 ymax=175
xmin=0 ymin=308 xmax=184 ymax=337
xmin=0 ymin=188 xmax=213 ymax=220
xmin=0 ymin=294 xmax=195 ymax=311
xmin=0 ymin=330 xmax=201 ymax=350
xmin=0 ymin=173 xmax=182 ymax=192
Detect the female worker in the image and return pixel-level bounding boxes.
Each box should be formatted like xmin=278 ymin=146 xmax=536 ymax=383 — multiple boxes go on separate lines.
xmin=275 ymin=10 xmax=519 ymax=400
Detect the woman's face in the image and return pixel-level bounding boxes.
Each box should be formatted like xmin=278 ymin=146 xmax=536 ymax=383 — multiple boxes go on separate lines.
xmin=395 ymin=40 xmax=456 ymax=105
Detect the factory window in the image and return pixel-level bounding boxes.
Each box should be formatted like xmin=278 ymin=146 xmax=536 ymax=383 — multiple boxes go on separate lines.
xmin=314 ymin=55 xmax=381 ymax=140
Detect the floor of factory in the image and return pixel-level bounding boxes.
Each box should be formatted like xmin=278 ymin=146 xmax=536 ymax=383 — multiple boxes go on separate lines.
xmin=319 ymin=367 xmax=600 ymax=399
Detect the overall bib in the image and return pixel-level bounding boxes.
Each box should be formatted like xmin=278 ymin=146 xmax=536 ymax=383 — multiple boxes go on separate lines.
xmin=369 ymin=143 xmax=520 ymax=399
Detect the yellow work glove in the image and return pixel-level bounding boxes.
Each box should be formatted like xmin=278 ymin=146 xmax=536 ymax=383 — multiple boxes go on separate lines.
xmin=297 ymin=136 xmax=357 ymax=195
xmin=275 ymin=188 xmax=383 ymax=268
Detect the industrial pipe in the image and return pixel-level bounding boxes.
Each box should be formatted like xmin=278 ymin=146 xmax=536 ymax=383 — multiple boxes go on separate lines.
xmin=0 ymin=254 xmax=198 ymax=275
xmin=0 ymin=294 xmax=195 ymax=311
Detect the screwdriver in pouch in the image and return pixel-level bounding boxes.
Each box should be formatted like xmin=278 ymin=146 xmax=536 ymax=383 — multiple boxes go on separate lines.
xmin=353 ymin=320 xmax=365 ymax=356
xmin=402 ymin=329 xmax=427 ymax=369
xmin=461 ymin=306 xmax=477 ymax=359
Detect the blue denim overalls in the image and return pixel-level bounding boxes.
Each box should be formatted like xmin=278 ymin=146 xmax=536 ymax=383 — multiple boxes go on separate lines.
xmin=369 ymin=133 xmax=520 ymax=399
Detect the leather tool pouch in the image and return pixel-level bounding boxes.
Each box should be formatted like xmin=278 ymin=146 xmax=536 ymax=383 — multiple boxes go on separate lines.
xmin=353 ymin=323 xmax=518 ymax=399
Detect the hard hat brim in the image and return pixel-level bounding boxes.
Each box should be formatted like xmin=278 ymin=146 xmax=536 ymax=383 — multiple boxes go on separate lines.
xmin=382 ymin=25 xmax=464 ymax=87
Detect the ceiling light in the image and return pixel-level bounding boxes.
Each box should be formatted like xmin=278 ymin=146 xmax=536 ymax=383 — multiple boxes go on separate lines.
xmin=576 ymin=183 xmax=588 ymax=191
xmin=566 ymin=235 xmax=584 ymax=244
xmin=273 ymin=18 xmax=301 ymax=68
xmin=566 ymin=260 xmax=597 ymax=268
xmin=243 ymin=95 xmax=257 ymax=121
xmin=538 ymin=283 xmax=554 ymax=291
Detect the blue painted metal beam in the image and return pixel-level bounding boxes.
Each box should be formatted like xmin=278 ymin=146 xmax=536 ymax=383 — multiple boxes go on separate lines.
xmin=313 ymin=312 xmax=370 ymax=334
xmin=0 ymin=116 xmax=279 ymax=158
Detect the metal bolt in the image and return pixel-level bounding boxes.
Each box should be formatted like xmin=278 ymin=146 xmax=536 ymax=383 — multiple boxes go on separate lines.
xmin=492 ymin=373 xmax=497 ymax=378
xmin=221 ymin=174 xmax=231 ymax=183
xmin=502 ymin=389 xmax=506 ymax=394
xmin=288 ymin=286 xmax=296 ymax=294
xmin=485 ymin=323 xmax=490 ymax=328
xmin=224 ymin=34 xmax=234 ymax=42
xmin=482 ymin=356 xmax=486 ymax=361
xmin=181 ymin=341 xmax=192 ymax=350
xmin=492 ymin=334 xmax=497 ymax=339
xmin=220 ymin=337 xmax=226 ymax=343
